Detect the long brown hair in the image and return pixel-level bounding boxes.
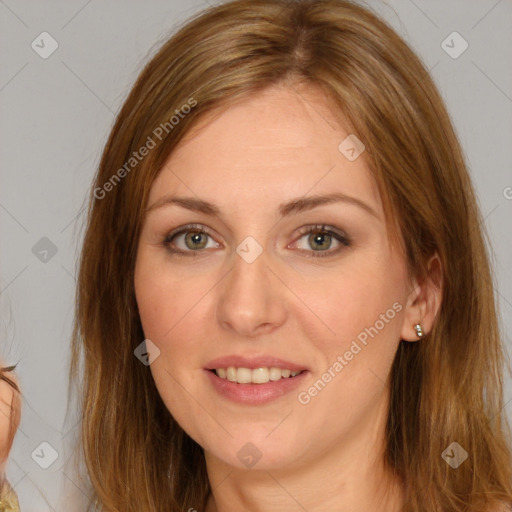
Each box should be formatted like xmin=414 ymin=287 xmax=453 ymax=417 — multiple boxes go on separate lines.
xmin=69 ymin=0 xmax=512 ymax=510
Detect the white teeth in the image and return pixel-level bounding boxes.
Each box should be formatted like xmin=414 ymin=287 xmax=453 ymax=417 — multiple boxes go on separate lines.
xmin=236 ymin=367 xmax=252 ymax=384
xmin=251 ymin=367 xmax=269 ymax=384
xmin=214 ymin=366 xmax=303 ymax=384
xmin=226 ymin=367 xmax=237 ymax=382
xmin=269 ymin=367 xmax=282 ymax=381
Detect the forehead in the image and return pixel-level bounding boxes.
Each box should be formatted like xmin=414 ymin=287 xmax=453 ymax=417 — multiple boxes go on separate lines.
xmin=150 ymin=84 xmax=382 ymax=215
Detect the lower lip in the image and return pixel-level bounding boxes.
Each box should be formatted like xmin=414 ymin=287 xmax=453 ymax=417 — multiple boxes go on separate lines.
xmin=205 ymin=369 xmax=309 ymax=405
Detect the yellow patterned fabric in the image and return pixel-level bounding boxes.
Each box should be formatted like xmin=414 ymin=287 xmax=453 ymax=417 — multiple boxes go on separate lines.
xmin=0 ymin=479 xmax=19 ymax=512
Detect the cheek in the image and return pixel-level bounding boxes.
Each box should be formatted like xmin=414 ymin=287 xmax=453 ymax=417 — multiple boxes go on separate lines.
xmin=134 ymin=255 xmax=213 ymax=440
xmin=306 ymin=258 xmax=404 ymax=330
xmin=289 ymin=263 xmax=406 ymax=446
xmin=294 ymin=251 xmax=407 ymax=378
xmin=134 ymin=251 xmax=220 ymax=398
xmin=134 ymin=251 xmax=206 ymax=348
xmin=135 ymin=278 xmax=174 ymax=343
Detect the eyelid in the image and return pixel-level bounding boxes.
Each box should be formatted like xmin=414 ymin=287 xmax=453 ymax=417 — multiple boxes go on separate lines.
xmin=163 ymin=223 xmax=214 ymax=244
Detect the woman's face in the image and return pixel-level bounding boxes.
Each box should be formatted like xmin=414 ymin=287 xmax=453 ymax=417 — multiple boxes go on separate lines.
xmin=134 ymin=84 xmax=419 ymax=472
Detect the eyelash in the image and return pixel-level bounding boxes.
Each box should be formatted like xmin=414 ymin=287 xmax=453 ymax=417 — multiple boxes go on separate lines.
xmin=161 ymin=223 xmax=351 ymax=258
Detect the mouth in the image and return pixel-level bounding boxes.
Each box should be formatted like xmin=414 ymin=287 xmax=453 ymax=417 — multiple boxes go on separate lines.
xmin=208 ymin=367 xmax=305 ymax=384
xmin=204 ymin=355 xmax=309 ymax=404
xmin=209 ymin=366 xmax=306 ymax=384
xmin=205 ymin=367 xmax=309 ymax=405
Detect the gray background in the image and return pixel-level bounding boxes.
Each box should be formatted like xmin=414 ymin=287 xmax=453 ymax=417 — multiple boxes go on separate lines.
xmin=0 ymin=0 xmax=511 ymax=509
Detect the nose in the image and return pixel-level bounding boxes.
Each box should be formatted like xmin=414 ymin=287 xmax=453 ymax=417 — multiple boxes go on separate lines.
xmin=215 ymin=246 xmax=287 ymax=338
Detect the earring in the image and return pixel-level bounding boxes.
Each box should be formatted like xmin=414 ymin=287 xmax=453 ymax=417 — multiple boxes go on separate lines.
xmin=414 ymin=323 xmax=423 ymax=338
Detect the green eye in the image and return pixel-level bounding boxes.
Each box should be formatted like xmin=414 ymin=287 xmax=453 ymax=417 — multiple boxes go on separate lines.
xmin=308 ymin=232 xmax=333 ymax=250
xmin=163 ymin=224 xmax=216 ymax=256
xmin=294 ymin=224 xmax=351 ymax=258
xmin=162 ymin=223 xmax=351 ymax=258
xmin=182 ymin=231 xmax=209 ymax=250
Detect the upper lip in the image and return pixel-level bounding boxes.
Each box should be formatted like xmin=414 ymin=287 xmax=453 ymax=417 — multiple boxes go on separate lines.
xmin=205 ymin=355 xmax=308 ymax=372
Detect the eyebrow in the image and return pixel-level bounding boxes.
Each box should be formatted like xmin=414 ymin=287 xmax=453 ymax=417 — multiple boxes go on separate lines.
xmin=145 ymin=192 xmax=379 ymax=220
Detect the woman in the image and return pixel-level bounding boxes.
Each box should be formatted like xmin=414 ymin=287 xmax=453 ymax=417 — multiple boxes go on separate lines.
xmin=69 ymin=0 xmax=512 ymax=510
xmin=0 ymin=364 xmax=21 ymax=511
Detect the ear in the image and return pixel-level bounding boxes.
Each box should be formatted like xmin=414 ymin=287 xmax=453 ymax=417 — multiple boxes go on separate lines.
xmin=400 ymin=252 xmax=443 ymax=342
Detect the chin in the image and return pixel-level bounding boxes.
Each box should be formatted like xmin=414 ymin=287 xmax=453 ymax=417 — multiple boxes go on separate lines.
xmin=202 ymin=432 xmax=302 ymax=471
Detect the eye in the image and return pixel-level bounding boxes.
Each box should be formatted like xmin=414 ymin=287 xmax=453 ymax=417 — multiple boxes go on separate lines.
xmin=291 ymin=224 xmax=351 ymax=258
xmin=162 ymin=223 xmax=220 ymax=257
xmin=161 ymin=223 xmax=351 ymax=258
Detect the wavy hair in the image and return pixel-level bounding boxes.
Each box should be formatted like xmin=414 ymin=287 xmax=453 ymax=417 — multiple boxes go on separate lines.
xmin=69 ymin=0 xmax=512 ymax=510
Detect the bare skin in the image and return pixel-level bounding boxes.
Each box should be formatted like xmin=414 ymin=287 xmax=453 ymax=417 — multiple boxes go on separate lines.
xmin=0 ymin=361 xmax=21 ymax=482
xmin=134 ymin=83 xmax=442 ymax=511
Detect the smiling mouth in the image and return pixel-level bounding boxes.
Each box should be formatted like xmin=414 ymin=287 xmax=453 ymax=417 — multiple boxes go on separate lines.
xmin=210 ymin=367 xmax=305 ymax=384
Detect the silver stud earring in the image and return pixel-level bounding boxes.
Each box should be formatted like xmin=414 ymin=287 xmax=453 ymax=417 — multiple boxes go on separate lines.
xmin=414 ymin=323 xmax=423 ymax=338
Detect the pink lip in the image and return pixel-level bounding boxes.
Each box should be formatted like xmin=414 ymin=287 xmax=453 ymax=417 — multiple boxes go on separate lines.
xmin=205 ymin=368 xmax=309 ymax=405
xmin=204 ymin=355 xmax=308 ymax=372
